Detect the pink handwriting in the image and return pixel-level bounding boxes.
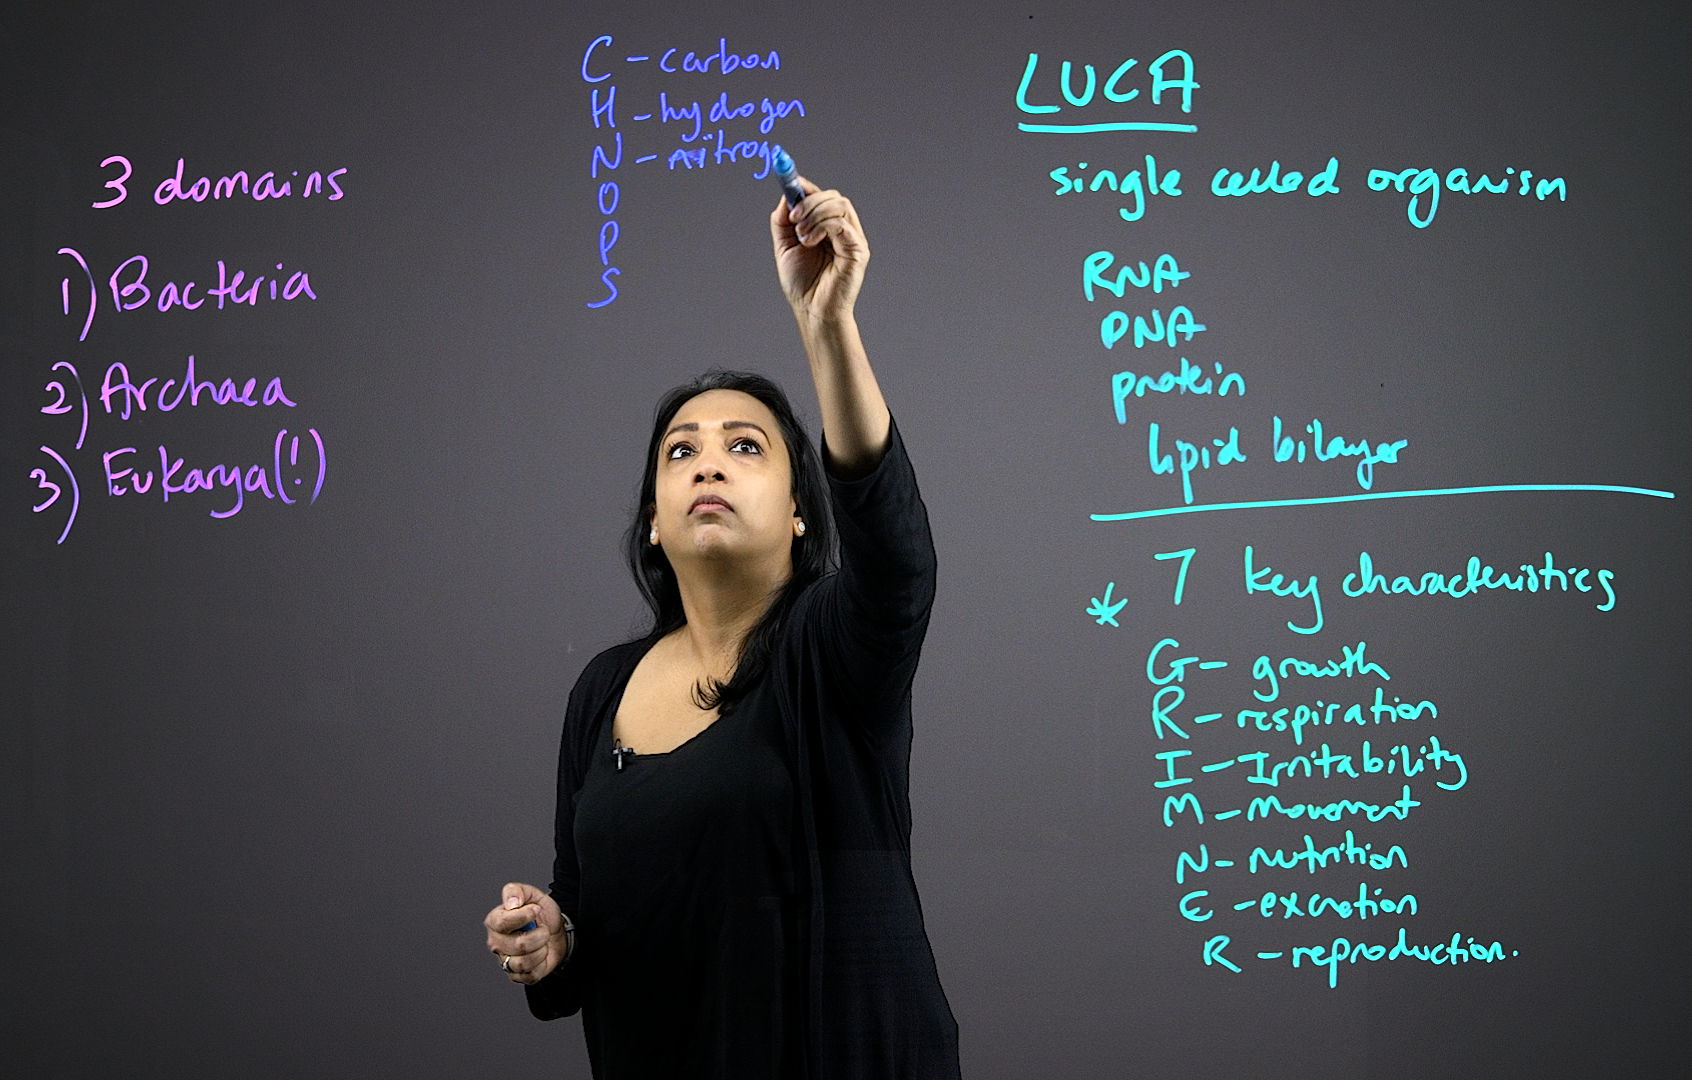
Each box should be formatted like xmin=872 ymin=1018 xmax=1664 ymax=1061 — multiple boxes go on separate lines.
xmin=107 ymin=255 xmax=317 ymax=313
xmin=152 ymin=159 xmax=347 ymax=204
xmin=101 ymin=428 xmax=326 ymax=520
xmin=98 ymin=354 xmax=297 ymax=420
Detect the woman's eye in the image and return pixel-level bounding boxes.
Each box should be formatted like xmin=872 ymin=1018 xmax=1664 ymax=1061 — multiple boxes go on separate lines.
xmin=730 ymin=438 xmax=761 ymax=454
xmin=666 ymin=442 xmax=695 ymax=460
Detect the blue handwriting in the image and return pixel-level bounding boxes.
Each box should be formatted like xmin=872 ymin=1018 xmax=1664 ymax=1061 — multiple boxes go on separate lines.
xmin=1016 ymin=50 xmax=1199 ymax=130
xmin=1112 ymin=361 xmax=1245 ymax=418
xmin=1368 ymin=164 xmax=1566 ymax=228
xmin=1149 ymin=422 xmax=1245 ymax=505
xmin=1273 ymin=416 xmax=1408 ymax=490
xmin=1343 ymin=549 xmax=1616 ymax=610
xmin=1252 ymin=641 xmax=1390 ymax=703
xmin=1051 ymin=157 xmax=1182 ymax=219
xmin=1211 ymin=158 xmax=1339 ymax=197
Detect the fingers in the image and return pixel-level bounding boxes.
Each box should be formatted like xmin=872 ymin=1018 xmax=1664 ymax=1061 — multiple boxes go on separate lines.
xmin=486 ymin=909 xmax=547 ymax=952
xmin=486 ymin=903 xmax=546 ymax=937
xmin=769 ymin=174 xmax=870 ymax=316
xmin=487 ymin=907 xmax=538 ymax=941
xmin=788 ymin=181 xmax=833 ymax=240
xmin=486 ymin=919 xmax=549 ymax=985
xmin=771 ymin=178 xmax=821 ymax=252
xmin=777 ymin=178 xmax=850 ymax=239
xmin=484 ymin=882 xmax=547 ymax=944
xmin=789 ymin=182 xmax=867 ymax=256
xmin=534 ymin=891 xmax=564 ymax=933
xmin=498 ymin=944 xmax=549 ymax=982
xmin=485 ymin=883 xmax=565 ymax=984
xmin=771 ymin=196 xmax=803 ymax=259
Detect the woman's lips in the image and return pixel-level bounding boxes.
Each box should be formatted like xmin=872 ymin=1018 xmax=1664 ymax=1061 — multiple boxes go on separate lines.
xmin=689 ymin=494 xmax=733 ymax=514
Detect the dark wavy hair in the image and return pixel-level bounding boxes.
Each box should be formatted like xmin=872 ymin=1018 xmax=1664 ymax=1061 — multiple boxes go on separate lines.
xmin=625 ymin=370 xmax=837 ymax=708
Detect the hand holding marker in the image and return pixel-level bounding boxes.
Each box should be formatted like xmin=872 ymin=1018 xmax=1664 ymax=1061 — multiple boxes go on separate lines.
xmin=768 ymin=145 xmax=868 ymax=322
xmin=773 ymin=145 xmax=831 ymax=253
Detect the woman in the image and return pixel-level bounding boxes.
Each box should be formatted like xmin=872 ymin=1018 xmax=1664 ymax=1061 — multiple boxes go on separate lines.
xmin=484 ymin=176 xmax=960 ymax=1079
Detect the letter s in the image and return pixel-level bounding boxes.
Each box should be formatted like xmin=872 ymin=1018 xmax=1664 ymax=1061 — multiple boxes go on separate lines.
xmin=586 ymin=266 xmax=620 ymax=309
xmin=1595 ymin=569 xmax=1616 ymax=611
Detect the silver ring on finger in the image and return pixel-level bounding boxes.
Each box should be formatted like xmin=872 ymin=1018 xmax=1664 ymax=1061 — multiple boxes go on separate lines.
xmin=500 ymin=953 xmax=513 ymax=973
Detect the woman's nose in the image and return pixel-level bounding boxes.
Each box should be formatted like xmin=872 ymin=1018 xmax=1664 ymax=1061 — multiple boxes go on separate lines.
xmin=692 ymin=454 xmax=727 ymax=483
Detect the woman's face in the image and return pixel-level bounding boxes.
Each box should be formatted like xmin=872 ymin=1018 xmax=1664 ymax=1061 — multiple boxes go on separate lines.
xmin=651 ymin=389 xmax=798 ymax=571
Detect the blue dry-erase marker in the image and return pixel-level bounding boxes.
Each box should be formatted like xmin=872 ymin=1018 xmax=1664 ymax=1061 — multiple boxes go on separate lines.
xmin=771 ymin=145 xmax=804 ymax=206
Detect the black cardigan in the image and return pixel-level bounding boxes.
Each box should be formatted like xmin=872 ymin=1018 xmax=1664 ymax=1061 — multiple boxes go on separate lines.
xmin=525 ymin=421 xmax=961 ymax=1079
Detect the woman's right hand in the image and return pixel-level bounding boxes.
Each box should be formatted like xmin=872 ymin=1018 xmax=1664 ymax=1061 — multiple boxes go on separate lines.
xmin=484 ymin=882 xmax=569 ymax=984
xmin=770 ymin=178 xmax=870 ymax=326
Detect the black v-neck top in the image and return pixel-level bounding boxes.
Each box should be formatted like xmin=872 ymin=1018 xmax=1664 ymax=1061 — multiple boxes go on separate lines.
xmin=572 ymin=680 xmax=802 ymax=1078
xmin=526 ymin=421 xmax=961 ymax=1080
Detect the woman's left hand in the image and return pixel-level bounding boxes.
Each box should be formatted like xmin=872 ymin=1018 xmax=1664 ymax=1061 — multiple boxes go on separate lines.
xmin=770 ymin=178 xmax=870 ymax=324
xmin=484 ymin=882 xmax=569 ymax=985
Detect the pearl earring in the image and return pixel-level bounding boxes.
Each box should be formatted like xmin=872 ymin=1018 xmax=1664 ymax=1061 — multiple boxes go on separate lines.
xmin=795 ymin=520 xmax=806 ymax=536
xmin=649 ymin=528 xmax=659 ymax=544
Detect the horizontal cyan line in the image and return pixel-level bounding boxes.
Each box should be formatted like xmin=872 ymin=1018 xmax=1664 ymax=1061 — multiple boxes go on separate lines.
xmin=1091 ymin=484 xmax=1677 ymax=522
xmin=1017 ymin=121 xmax=1198 ymax=133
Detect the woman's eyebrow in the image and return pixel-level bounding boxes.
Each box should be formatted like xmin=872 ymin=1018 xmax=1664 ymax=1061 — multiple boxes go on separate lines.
xmin=662 ymin=420 xmax=768 ymax=439
xmin=722 ymin=421 xmax=769 ymax=437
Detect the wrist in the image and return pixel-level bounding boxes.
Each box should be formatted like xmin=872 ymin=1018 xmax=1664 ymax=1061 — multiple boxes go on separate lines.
xmin=556 ymin=909 xmax=576 ymax=964
xmin=792 ymin=305 xmax=856 ymax=335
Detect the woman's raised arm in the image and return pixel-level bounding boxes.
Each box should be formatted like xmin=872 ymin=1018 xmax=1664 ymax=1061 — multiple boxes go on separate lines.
xmin=770 ymin=177 xmax=890 ymax=480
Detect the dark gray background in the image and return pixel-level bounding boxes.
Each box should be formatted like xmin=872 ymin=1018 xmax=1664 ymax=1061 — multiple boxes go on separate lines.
xmin=3 ymin=1 xmax=1688 ymax=1076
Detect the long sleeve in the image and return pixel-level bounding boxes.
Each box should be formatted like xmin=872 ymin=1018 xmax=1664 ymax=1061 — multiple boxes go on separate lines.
xmin=809 ymin=417 xmax=937 ymax=720
xmin=523 ymin=642 xmax=642 ymax=1020
xmin=791 ymin=421 xmax=962 ymax=1076
xmin=522 ymin=690 xmax=588 ymax=1019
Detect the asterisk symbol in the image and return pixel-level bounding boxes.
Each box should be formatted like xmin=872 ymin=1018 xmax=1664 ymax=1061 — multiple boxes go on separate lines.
xmin=1086 ymin=582 xmax=1128 ymax=627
